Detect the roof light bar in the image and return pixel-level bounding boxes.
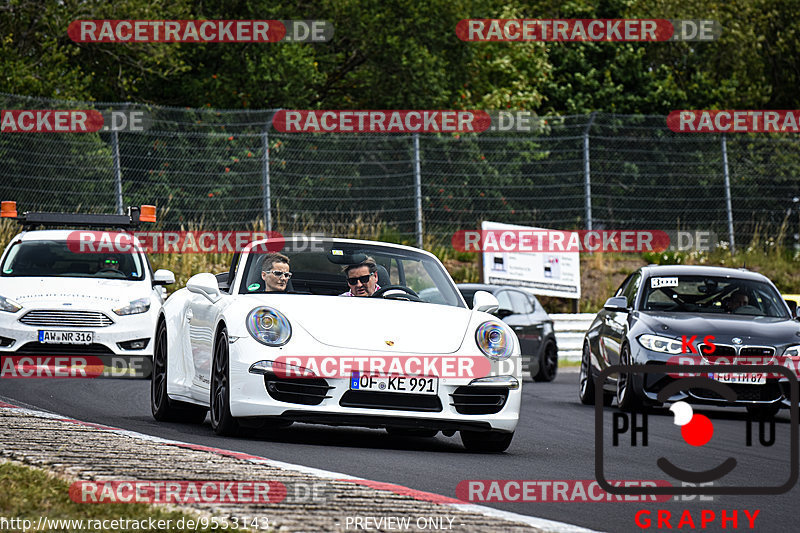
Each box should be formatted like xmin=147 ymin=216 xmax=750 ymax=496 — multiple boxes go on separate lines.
xmin=1 ymin=201 xmax=157 ymax=229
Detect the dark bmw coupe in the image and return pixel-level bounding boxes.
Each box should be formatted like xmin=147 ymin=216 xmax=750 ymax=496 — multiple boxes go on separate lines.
xmin=579 ymin=265 xmax=800 ymax=417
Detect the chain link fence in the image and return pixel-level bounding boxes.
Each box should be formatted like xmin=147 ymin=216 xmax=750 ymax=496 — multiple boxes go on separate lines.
xmin=2 ymin=93 xmax=800 ymax=250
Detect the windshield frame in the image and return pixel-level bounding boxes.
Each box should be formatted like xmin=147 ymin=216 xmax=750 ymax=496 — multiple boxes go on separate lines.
xmin=235 ymin=240 xmax=466 ymax=308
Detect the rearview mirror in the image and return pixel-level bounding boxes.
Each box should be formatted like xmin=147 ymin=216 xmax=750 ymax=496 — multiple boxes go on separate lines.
xmin=187 ymin=273 xmax=221 ymax=303
xmin=603 ymin=296 xmax=629 ymax=312
xmin=473 ymin=290 xmax=499 ymax=313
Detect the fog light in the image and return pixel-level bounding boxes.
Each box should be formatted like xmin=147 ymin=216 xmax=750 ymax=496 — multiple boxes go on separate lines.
xmin=117 ymin=338 xmax=150 ymax=350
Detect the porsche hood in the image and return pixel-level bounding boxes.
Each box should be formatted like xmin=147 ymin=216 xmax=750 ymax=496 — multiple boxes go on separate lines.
xmin=249 ymin=295 xmax=478 ymax=354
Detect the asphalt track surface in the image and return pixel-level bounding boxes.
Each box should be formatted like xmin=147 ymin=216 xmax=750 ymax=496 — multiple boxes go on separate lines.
xmin=1 ymin=371 xmax=796 ymax=532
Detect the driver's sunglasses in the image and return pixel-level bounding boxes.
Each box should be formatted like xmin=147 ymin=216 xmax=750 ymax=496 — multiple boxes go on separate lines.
xmin=347 ymin=274 xmax=373 ymax=285
xmin=104 ymin=259 xmax=119 ymax=265
xmin=270 ymin=271 xmax=292 ymax=279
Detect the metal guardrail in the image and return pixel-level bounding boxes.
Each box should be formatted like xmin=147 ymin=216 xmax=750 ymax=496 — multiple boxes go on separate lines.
xmin=551 ymin=313 xmax=595 ymax=362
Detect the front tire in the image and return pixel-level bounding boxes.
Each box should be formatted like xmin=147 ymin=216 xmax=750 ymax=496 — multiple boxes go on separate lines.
xmin=533 ymin=341 xmax=558 ymax=382
xmin=460 ymin=430 xmax=514 ymax=453
xmin=210 ymin=327 xmax=240 ymax=436
xmin=616 ymin=344 xmax=646 ymax=411
xmin=151 ymin=319 xmax=207 ymax=423
xmin=579 ymin=341 xmax=613 ymax=406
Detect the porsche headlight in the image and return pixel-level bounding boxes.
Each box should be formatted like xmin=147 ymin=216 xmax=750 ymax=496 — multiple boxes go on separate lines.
xmin=475 ymin=321 xmax=513 ymax=360
xmin=0 ymin=294 xmax=22 ymax=313
xmin=247 ymin=306 xmax=291 ymax=346
xmin=113 ymin=298 xmax=151 ymax=316
xmin=783 ymin=345 xmax=800 ymax=359
xmin=638 ymin=334 xmax=682 ymax=354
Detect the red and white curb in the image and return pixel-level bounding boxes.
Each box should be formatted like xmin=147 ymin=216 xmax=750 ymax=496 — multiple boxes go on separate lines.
xmin=0 ymin=400 xmax=600 ymax=533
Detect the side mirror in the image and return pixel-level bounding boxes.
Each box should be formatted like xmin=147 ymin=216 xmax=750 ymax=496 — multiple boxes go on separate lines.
xmin=603 ymin=296 xmax=629 ymax=312
xmin=187 ymin=273 xmax=221 ymax=303
xmin=473 ymin=290 xmax=499 ymax=314
xmin=493 ymin=308 xmax=514 ymax=319
xmin=153 ymin=269 xmax=175 ymax=286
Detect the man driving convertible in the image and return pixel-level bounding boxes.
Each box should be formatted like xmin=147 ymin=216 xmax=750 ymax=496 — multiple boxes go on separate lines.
xmin=340 ymin=256 xmax=380 ymax=297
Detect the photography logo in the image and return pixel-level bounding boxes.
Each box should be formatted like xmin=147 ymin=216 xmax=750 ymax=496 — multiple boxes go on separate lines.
xmin=594 ymin=364 xmax=798 ymax=495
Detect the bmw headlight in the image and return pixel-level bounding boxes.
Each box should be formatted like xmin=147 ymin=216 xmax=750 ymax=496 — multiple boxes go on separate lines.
xmin=784 ymin=345 xmax=800 ymax=359
xmin=247 ymin=306 xmax=291 ymax=346
xmin=638 ymin=334 xmax=682 ymax=354
xmin=0 ymin=294 xmax=22 ymax=313
xmin=475 ymin=321 xmax=513 ymax=360
xmin=113 ymin=298 xmax=151 ymax=316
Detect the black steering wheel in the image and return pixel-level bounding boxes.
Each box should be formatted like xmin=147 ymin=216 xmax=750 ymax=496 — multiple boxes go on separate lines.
xmin=96 ymin=268 xmax=125 ymax=276
xmin=371 ymin=285 xmax=422 ymax=302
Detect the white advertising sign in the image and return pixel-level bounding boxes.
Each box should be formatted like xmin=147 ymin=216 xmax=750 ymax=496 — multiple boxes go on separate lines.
xmin=480 ymin=221 xmax=581 ymax=299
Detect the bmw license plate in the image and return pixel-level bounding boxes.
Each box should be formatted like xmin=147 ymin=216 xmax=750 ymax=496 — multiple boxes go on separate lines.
xmin=350 ymin=372 xmax=438 ymax=395
xmin=38 ymin=330 xmax=94 ymax=345
xmin=712 ymin=372 xmax=766 ymax=385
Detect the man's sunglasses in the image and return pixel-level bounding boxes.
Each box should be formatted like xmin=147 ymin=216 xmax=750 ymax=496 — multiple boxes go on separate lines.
xmin=269 ymin=271 xmax=292 ymax=279
xmin=347 ymin=274 xmax=373 ymax=285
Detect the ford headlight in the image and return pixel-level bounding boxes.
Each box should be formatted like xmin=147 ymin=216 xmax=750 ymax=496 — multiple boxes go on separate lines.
xmin=475 ymin=321 xmax=513 ymax=360
xmin=0 ymin=294 xmax=22 ymax=313
xmin=247 ymin=307 xmax=291 ymax=346
xmin=638 ymin=334 xmax=682 ymax=354
xmin=113 ymin=298 xmax=151 ymax=316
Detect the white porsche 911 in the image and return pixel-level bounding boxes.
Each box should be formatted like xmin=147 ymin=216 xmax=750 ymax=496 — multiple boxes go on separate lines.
xmin=151 ymin=237 xmax=521 ymax=452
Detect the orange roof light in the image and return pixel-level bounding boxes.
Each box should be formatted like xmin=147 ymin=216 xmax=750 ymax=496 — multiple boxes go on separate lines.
xmin=140 ymin=205 xmax=157 ymax=223
xmin=1 ymin=201 xmax=17 ymax=218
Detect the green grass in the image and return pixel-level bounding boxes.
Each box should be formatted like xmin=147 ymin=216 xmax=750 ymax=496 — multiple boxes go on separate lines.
xmin=0 ymin=461 xmax=243 ymax=532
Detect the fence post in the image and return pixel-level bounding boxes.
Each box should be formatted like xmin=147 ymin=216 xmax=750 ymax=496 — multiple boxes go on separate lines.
xmin=413 ymin=133 xmax=423 ymax=248
xmin=721 ymin=133 xmax=735 ymax=253
xmin=111 ymin=130 xmax=123 ymax=215
xmin=583 ymin=112 xmax=597 ymax=230
xmin=262 ymin=129 xmax=272 ymax=232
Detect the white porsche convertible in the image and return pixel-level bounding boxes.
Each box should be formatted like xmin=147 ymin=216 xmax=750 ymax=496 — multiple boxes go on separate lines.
xmin=151 ymin=237 xmax=521 ymax=452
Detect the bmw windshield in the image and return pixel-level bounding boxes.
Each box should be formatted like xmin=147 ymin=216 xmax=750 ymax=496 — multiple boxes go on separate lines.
xmin=641 ymin=275 xmax=789 ymax=318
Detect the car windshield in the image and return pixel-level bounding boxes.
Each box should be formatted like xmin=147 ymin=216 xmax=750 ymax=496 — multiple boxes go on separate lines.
xmin=237 ymin=241 xmax=464 ymax=308
xmin=641 ymin=275 xmax=789 ymax=318
xmin=0 ymin=240 xmax=146 ymax=281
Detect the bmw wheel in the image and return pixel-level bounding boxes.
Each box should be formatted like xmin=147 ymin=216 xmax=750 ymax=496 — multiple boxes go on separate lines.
xmin=616 ymin=344 xmax=646 ymax=411
xmin=579 ymin=341 xmax=612 ymax=406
